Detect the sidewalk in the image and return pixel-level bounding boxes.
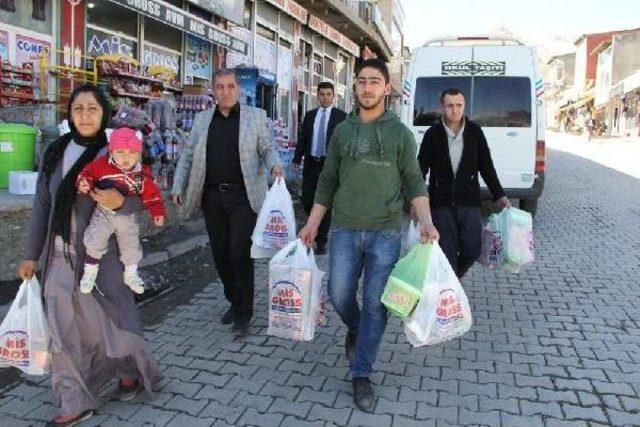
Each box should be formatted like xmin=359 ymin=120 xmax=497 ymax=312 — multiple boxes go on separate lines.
xmin=546 ymin=130 xmax=640 ymax=178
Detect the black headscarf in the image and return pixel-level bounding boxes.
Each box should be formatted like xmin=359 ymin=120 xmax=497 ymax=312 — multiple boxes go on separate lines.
xmin=43 ymin=83 xmax=111 ymax=244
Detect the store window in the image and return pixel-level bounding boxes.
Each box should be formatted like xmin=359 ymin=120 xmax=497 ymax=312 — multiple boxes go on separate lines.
xmin=0 ymin=0 xmax=53 ymax=35
xmin=313 ymin=53 xmax=323 ymax=75
xmin=243 ymin=0 xmax=253 ymax=29
xmin=87 ymin=1 xmax=137 ymax=39
xmin=256 ymin=24 xmax=276 ymax=42
xmin=337 ymin=54 xmax=349 ymax=86
xmin=143 ymin=17 xmax=182 ymax=79
xmin=324 ymin=57 xmax=335 ymax=82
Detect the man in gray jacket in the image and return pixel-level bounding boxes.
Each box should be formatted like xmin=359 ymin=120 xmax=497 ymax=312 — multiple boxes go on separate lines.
xmin=172 ymin=68 xmax=284 ymax=335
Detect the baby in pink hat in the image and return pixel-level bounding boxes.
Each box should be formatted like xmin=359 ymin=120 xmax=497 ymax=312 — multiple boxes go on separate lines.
xmin=77 ymin=127 xmax=166 ymax=294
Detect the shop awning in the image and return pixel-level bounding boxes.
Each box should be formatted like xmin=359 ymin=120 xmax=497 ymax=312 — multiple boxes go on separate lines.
xmin=558 ymin=95 xmax=594 ymax=113
xmin=106 ymin=0 xmax=248 ymax=54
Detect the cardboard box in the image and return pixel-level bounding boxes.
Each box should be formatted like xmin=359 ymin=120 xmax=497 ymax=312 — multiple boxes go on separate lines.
xmin=9 ymin=171 xmax=38 ymax=195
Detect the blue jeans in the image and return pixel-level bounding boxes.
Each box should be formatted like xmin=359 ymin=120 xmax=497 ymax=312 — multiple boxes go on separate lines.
xmin=328 ymin=227 xmax=402 ymax=378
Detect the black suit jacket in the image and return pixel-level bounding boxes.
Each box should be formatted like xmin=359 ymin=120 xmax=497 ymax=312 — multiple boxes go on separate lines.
xmin=417 ymin=118 xmax=505 ymax=208
xmin=293 ymin=107 xmax=347 ymax=164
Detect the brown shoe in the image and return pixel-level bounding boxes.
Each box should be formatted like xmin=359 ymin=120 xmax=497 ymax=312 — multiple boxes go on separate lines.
xmin=117 ymin=379 xmax=141 ymax=401
xmin=45 ymin=410 xmax=94 ymax=426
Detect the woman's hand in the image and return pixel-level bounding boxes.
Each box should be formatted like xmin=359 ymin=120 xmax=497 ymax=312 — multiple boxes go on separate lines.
xmin=90 ymin=188 xmax=125 ymax=210
xmin=18 ymin=260 xmax=37 ymax=280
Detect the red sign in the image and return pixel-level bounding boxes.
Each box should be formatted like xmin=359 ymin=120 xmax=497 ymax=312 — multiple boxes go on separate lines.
xmin=264 ymin=0 xmax=308 ymax=24
xmin=308 ymin=14 xmax=360 ymax=57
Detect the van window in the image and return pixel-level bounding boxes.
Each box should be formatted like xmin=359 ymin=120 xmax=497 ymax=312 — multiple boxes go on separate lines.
xmin=413 ymin=77 xmax=471 ymax=126
xmin=412 ymin=76 xmax=532 ymax=128
xmin=472 ymin=77 xmax=531 ymax=127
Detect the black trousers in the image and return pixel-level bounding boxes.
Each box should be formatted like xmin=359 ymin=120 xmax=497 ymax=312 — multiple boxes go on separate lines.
xmin=431 ymin=206 xmax=482 ymax=279
xmin=202 ymin=186 xmax=257 ymax=321
xmin=302 ymin=157 xmax=331 ymax=247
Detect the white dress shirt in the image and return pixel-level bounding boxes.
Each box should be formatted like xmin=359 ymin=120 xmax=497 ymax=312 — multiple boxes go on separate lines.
xmin=311 ymin=106 xmax=332 ymax=157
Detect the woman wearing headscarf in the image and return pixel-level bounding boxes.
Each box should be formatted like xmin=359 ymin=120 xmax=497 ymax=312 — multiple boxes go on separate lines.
xmin=18 ymin=84 xmax=161 ymax=426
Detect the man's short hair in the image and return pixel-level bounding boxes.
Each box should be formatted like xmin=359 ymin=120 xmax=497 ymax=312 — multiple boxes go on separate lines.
xmin=355 ymin=58 xmax=390 ymax=84
xmin=317 ymin=81 xmax=335 ymax=92
xmin=440 ymin=88 xmax=465 ymax=104
xmin=214 ymin=68 xmax=238 ymax=83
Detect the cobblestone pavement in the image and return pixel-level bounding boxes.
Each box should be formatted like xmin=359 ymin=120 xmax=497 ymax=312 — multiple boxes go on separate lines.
xmin=0 ymin=135 xmax=639 ymax=426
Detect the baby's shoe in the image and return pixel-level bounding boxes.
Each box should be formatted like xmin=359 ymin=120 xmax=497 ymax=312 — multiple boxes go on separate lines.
xmin=123 ymin=266 xmax=145 ymax=294
xmin=80 ymin=264 xmax=99 ymax=294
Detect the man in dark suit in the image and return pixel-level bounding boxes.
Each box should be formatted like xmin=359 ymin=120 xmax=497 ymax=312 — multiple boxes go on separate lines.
xmin=293 ymin=82 xmax=347 ymax=254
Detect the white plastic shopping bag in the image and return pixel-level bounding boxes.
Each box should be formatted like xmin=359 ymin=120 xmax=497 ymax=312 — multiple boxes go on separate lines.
xmin=268 ymin=240 xmax=324 ymax=341
xmin=480 ymin=208 xmax=534 ymax=273
xmin=0 ymin=277 xmax=50 ymax=375
xmin=501 ymin=208 xmax=534 ymax=272
xmin=403 ymin=243 xmax=472 ymax=347
xmin=479 ymin=215 xmax=503 ymax=269
xmin=402 ymin=220 xmax=420 ymax=255
xmin=252 ymin=178 xmax=296 ymax=252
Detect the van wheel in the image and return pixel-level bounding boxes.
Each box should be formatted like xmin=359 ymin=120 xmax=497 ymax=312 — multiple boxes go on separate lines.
xmin=519 ymin=198 xmax=538 ymax=217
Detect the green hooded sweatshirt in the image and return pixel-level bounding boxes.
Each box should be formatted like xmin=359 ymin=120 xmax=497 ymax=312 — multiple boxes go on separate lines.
xmin=314 ymin=109 xmax=427 ymax=230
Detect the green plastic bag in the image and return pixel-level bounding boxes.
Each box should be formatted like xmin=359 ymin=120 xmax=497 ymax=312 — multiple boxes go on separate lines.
xmin=381 ymin=243 xmax=433 ymax=318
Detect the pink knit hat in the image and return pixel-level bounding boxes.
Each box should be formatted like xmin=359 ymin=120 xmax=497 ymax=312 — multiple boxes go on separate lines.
xmin=109 ymin=127 xmax=143 ymax=153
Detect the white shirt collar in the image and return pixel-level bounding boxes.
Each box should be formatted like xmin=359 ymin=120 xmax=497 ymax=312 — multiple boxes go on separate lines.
xmin=443 ymin=117 xmax=465 ymax=138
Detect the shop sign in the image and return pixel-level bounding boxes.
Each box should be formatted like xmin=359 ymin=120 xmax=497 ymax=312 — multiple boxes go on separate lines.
xmin=106 ymin=0 xmax=247 ymax=54
xmin=264 ymin=0 xmax=307 ymax=24
xmin=15 ymin=34 xmax=50 ymax=97
xmin=226 ymin=26 xmax=253 ymax=68
xmin=307 ymin=14 xmax=359 ymax=57
xmin=185 ymin=34 xmax=211 ymax=80
xmin=87 ymin=28 xmax=136 ymax=58
xmin=185 ymin=0 xmax=244 ymax=25
xmin=143 ymin=44 xmax=180 ymax=73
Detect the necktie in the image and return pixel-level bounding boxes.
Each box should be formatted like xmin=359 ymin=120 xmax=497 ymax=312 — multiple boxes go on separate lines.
xmin=315 ymin=108 xmax=327 ymax=157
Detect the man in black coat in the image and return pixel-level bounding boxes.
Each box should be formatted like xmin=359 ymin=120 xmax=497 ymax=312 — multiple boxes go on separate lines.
xmin=418 ymin=88 xmax=511 ymax=278
xmin=293 ymin=82 xmax=347 ymax=254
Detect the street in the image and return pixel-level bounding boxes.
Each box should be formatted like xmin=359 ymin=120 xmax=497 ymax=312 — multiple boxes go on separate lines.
xmin=0 ymin=131 xmax=639 ymax=426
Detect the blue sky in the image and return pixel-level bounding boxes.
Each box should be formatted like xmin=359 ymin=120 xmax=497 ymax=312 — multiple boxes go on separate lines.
xmin=403 ymin=0 xmax=640 ymax=50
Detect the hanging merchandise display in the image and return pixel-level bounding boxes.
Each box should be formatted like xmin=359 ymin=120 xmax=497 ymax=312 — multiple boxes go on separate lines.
xmin=176 ymin=93 xmax=214 ymax=132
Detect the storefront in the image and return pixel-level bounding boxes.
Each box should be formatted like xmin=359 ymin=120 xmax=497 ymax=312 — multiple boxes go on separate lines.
xmin=0 ymin=0 xmax=56 ymax=105
xmin=240 ymin=0 xmax=358 ymax=151
xmin=85 ymin=0 xmax=248 ymax=86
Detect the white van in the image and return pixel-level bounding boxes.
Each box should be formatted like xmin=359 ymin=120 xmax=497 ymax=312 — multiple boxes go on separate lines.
xmin=402 ymin=37 xmax=546 ymax=215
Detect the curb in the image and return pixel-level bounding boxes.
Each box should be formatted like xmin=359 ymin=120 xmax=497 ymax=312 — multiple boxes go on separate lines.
xmin=139 ymin=234 xmax=210 ymax=268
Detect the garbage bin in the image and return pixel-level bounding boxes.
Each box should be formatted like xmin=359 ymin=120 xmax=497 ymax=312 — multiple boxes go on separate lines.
xmin=0 ymin=123 xmax=37 ymax=189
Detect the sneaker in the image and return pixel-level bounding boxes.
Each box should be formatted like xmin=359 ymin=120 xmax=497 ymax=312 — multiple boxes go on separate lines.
xmin=45 ymin=410 xmax=94 ymax=426
xmin=79 ymin=264 xmax=99 ymax=294
xmin=117 ymin=379 xmax=141 ymax=401
xmin=352 ymin=377 xmax=375 ymax=413
xmin=123 ymin=267 xmax=145 ymax=294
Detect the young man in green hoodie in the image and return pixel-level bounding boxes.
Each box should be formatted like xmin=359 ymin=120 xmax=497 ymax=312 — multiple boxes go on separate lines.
xmin=299 ymin=59 xmax=440 ymax=412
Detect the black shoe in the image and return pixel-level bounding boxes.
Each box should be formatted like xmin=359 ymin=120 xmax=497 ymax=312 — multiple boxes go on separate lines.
xmin=46 ymin=410 xmax=94 ymax=426
xmin=345 ymin=332 xmax=357 ymax=361
xmin=352 ymin=377 xmax=375 ymax=413
xmin=221 ymin=306 xmax=235 ymax=325
xmin=316 ymin=243 xmax=327 ymax=255
xmin=232 ymin=319 xmax=250 ymax=336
